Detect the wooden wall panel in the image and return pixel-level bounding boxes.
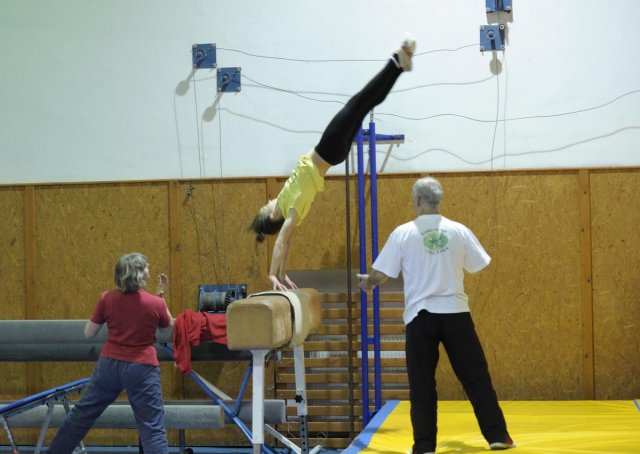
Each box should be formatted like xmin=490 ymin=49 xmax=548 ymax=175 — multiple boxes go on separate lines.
xmin=34 ymin=183 xmax=170 ymax=319
xmin=444 ymin=173 xmax=582 ymax=399
xmin=33 ymin=183 xmax=171 ymax=446
xmin=179 ymin=180 xmax=267 ymax=299
xmin=0 ymin=167 xmax=639 ymax=448
xmin=590 ymin=170 xmax=640 ymax=399
xmin=578 ymin=170 xmax=595 ymax=399
xmin=177 ymin=179 xmax=273 ymax=445
xmin=287 ymin=176 xmax=359 ymax=273
xmin=373 ymin=175 xmax=462 ymax=399
xmin=0 ymin=190 xmax=25 ymax=299
xmin=374 ymin=173 xmax=584 ymax=400
xmin=0 ymin=188 xmax=27 ymax=399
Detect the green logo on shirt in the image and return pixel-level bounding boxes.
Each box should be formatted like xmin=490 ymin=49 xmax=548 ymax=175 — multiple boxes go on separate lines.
xmin=423 ymin=231 xmax=448 ymax=251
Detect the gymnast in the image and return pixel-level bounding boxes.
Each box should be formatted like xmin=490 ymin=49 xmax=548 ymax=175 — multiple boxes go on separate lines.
xmin=46 ymin=253 xmax=173 ymax=454
xmin=250 ymin=38 xmax=416 ymax=291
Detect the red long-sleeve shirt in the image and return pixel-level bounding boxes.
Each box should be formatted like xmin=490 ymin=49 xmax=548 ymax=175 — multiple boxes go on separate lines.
xmin=172 ymin=309 xmax=227 ymax=375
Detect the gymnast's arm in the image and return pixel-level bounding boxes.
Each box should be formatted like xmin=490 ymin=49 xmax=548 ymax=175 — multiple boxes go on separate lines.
xmin=269 ymin=211 xmax=298 ymax=290
xmin=84 ymin=320 xmax=103 ymax=338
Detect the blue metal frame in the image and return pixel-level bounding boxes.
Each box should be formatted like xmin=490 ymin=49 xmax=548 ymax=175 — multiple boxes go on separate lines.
xmin=355 ymin=128 xmax=370 ymax=426
xmin=356 ymin=124 xmax=405 ymax=425
xmin=0 ymin=378 xmax=91 ymax=454
xmin=367 ymin=121 xmax=383 ymax=413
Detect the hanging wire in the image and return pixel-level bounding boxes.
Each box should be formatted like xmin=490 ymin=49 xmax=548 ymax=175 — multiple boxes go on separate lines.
xmin=215 ymin=95 xmax=230 ymax=284
xmin=188 ymin=74 xmax=228 ymax=286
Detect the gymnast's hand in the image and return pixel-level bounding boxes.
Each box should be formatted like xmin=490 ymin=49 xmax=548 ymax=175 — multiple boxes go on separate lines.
xmin=269 ymin=274 xmax=297 ymax=291
xmin=269 ymin=275 xmax=287 ymax=291
xmin=282 ymin=274 xmax=298 ymax=290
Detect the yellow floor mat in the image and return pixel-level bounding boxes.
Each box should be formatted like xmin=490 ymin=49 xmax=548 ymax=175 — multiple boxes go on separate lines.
xmin=343 ymin=400 xmax=640 ymax=454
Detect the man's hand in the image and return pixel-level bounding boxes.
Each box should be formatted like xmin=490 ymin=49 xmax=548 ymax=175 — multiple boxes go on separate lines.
xmin=356 ymin=273 xmax=371 ymax=291
xmin=357 ymin=270 xmax=389 ymax=291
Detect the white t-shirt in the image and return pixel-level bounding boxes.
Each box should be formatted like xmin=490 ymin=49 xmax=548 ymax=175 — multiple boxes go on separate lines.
xmin=372 ymin=214 xmax=490 ymax=324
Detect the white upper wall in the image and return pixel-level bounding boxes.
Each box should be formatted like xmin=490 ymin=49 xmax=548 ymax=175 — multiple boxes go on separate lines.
xmin=1 ymin=0 xmax=639 ymax=184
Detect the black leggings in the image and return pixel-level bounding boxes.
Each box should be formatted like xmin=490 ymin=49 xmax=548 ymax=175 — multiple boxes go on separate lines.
xmin=315 ymin=59 xmax=403 ymax=166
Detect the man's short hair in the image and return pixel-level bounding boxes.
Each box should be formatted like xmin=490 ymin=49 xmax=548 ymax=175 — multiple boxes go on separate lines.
xmin=412 ymin=177 xmax=443 ymax=208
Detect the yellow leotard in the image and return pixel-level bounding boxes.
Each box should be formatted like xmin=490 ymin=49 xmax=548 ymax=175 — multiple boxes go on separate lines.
xmin=277 ymin=155 xmax=325 ymax=225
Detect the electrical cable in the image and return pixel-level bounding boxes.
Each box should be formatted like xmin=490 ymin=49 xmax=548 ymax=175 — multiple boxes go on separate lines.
xmin=186 ymin=73 xmax=229 ymax=287
xmin=215 ymin=97 xmax=230 ymax=285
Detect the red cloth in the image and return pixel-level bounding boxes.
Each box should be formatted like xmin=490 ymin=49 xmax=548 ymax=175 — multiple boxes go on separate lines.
xmin=91 ymin=289 xmax=171 ymax=366
xmin=172 ymin=309 xmax=227 ymax=375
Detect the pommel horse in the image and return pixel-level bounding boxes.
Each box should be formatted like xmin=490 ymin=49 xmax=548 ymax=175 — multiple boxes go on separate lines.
xmin=226 ymin=288 xmax=323 ymax=454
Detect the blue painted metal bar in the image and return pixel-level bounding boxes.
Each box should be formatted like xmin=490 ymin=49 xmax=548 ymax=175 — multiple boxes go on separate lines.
xmin=367 ymin=121 xmax=383 ymax=413
xmin=233 ymin=364 xmax=253 ymax=417
xmin=356 ymin=128 xmax=371 ymax=426
xmin=0 ymin=378 xmax=90 ymax=417
xmin=0 ymin=377 xmax=91 ymax=454
xmin=363 ymin=133 xmax=404 ymax=142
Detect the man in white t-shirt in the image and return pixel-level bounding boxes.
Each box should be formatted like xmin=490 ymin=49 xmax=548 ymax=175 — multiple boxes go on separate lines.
xmin=357 ymin=177 xmax=515 ymax=454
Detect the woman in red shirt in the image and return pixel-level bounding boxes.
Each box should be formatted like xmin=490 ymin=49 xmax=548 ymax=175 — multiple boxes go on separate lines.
xmin=47 ymin=253 xmax=173 ymax=454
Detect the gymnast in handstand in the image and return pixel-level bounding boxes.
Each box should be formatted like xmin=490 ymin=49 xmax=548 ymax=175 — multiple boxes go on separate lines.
xmin=249 ymin=39 xmax=416 ymax=291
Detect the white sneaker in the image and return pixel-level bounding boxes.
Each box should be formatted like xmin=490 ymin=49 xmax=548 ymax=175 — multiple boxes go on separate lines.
xmin=489 ymin=437 xmax=516 ymax=450
xmin=395 ymin=38 xmax=416 ymax=71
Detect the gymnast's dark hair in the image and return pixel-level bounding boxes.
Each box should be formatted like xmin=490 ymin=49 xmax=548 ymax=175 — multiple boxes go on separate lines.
xmin=249 ymin=210 xmax=285 ymax=242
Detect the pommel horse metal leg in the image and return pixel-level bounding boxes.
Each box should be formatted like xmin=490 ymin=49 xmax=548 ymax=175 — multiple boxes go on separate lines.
xmin=250 ymin=345 xmax=320 ymax=454
xmin=294 ymin=345 xmax=309 ymax=454
xmin=251 ymin=349 xmax=268 ymax=454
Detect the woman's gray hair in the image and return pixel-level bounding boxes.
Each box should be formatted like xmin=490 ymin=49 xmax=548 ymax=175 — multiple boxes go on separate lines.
xmin=412 ymin=177 xmax=443 ymax=208
xmin=114 ymin=253 xmax=148 ymax=293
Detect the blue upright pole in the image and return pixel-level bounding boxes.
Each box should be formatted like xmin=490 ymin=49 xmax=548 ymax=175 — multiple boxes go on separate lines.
xmin=368 ymin=119 xmax=382 ymax=413
xmin=356 ymin=128 xmax=370 ymax=426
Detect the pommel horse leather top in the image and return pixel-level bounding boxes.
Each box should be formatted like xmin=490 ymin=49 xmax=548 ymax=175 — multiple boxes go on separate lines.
xmin=226 ymin=288 xmax=322 ymax=350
